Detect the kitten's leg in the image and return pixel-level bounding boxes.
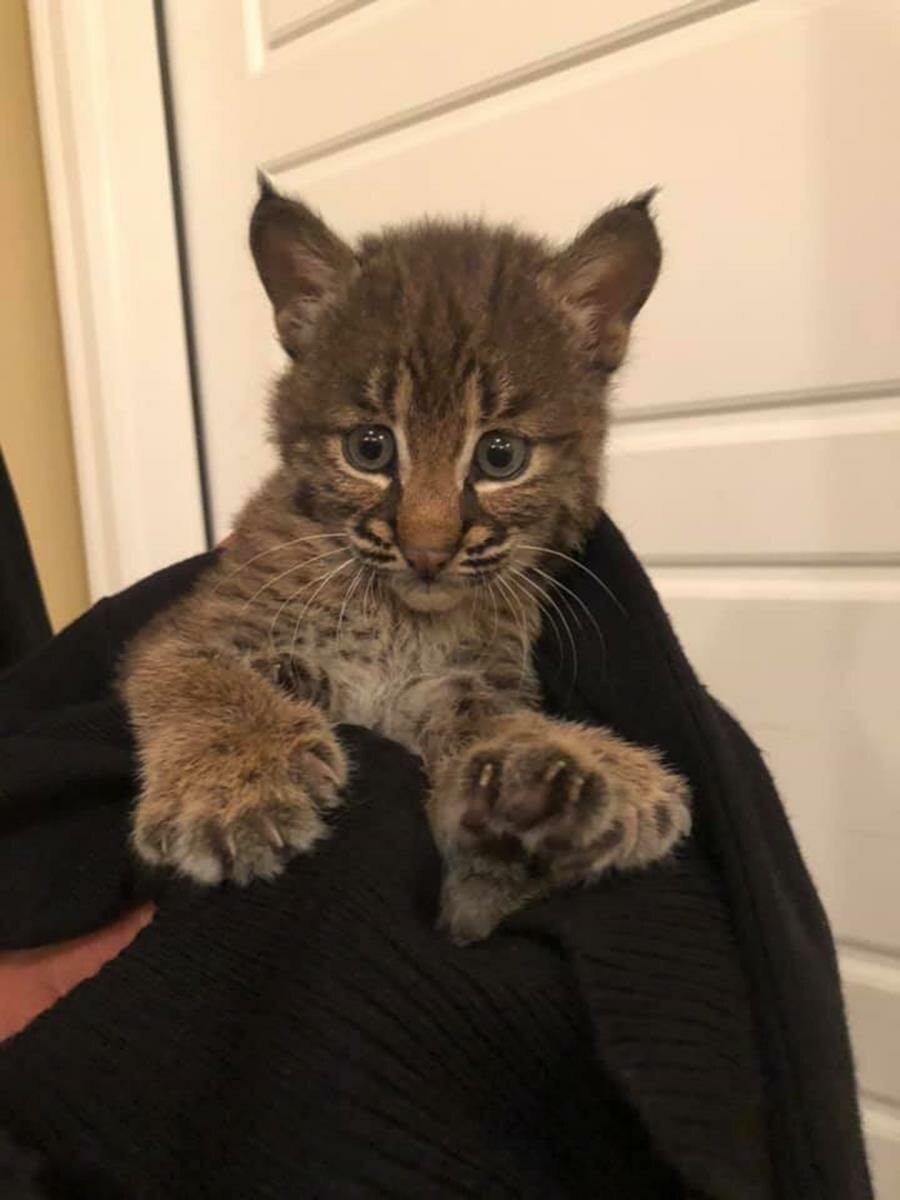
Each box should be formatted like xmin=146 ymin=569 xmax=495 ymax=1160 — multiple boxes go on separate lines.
xmin=121 ymin=630 xmax=346 ymax=885
xmin=429 ymin=711 xmax=690 ymax=945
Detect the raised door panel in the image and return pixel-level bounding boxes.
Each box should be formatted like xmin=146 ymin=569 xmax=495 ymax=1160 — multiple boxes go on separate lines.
xmin=165 ymin=0 xmax=900 ymax=1187
xmin=166 ymin=0 xmax=900 ymax=527
xmin=608 ymin=394 xmax=900 ymax=560
xmin=658 ymin=571 xmax=900 ymax=1184
xmin=656 ymin=572 xmax=900 ymax=948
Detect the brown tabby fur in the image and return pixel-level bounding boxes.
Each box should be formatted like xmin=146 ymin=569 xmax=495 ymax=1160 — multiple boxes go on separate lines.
xmin=120 ymin=183 xmax=690 ymax=943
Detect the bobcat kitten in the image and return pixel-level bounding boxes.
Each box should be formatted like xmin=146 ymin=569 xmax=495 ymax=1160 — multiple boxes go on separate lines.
xmin=121 ymin=181 xmax=690 ymax=944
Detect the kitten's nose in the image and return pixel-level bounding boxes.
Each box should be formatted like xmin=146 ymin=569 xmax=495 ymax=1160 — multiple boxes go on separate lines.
xmin=403 ymin=545 xmax=452 ymax=581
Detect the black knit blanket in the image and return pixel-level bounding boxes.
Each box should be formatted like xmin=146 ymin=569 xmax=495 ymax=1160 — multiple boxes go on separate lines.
xmin=0 ymin=514 xmax=870 ymax=1199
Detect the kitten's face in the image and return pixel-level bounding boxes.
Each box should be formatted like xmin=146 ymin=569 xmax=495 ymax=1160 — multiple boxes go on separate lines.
xmin=252 ymin=189 xmax=661 ymax=612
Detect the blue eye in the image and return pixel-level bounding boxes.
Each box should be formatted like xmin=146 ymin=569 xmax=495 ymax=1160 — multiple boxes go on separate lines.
xmin=344 ymin=426 xmax=395 ymax=472
xmin=474 ymin=431 xmax=530 ymax=480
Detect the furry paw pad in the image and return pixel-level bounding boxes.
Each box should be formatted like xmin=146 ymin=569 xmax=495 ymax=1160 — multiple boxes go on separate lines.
xmin=432 ymin=723 xmax=690 ymax=943
xmin=132 ymin=718 xmax=347 ymax=885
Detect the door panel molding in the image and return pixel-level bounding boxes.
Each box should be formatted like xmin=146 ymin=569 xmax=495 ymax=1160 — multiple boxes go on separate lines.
xmin=258 ymin=0 xmax=756 ymax=174
xmin=614 ymin=376 xmax=900 ymax=424
xmin=28 ymin=0 xmax=205 ymax=600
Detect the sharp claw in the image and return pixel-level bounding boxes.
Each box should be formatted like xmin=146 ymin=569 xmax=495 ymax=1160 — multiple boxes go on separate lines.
xmin=313 ymin=756 xmax=342 ymax=786
xmin=224 ymin=829 xmax=239 ymax=863
xmin=262 ymin=818 xmax=285 ymax=849
xmin=543 ymin=758 xmax=568 ymax=785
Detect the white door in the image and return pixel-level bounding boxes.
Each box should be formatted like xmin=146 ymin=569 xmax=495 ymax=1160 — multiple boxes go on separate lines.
xmin=163 ymin=0 xmax=900 ymax=1189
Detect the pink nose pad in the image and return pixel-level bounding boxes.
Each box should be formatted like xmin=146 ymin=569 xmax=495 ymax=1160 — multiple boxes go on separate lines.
xmin=403 ymin=546 xmax=452 ymax=581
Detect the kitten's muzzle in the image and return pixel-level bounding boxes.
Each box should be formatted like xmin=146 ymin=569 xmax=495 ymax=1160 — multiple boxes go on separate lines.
xmin=402 ymin=544 xmax=453 ymax=582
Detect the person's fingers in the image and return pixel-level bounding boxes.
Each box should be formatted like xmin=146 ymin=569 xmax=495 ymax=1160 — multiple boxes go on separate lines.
xmin=0 ymin=903 xmax=154 ymax=1041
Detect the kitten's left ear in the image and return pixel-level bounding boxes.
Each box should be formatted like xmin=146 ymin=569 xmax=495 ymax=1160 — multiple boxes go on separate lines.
xmin=249 ymin=174 xmax=357 ymax=355
xmin=543 ymin=190 xmax=662 ymax=372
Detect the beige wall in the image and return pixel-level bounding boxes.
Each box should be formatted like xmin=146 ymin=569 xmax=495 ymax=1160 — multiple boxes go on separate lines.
xmin=0 ymin=0 xmax=88 ymax=631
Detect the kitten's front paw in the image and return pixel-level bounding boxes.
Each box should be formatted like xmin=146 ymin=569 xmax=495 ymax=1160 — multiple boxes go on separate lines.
xmin=431 ymin=718 xmax=690 ymax=943
xmin=132 ymin=713 xmax=347 ymax=885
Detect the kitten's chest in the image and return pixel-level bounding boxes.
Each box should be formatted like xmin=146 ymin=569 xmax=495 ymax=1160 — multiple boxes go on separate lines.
xmin=310 ymin=613 xmax=479 ymax=750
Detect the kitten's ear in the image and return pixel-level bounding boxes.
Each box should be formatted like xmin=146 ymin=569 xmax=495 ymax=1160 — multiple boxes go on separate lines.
xmin=249 ymin=174 xmax=357 ymax=355
xmin=543 ymin=190 xmax=662 ymax=372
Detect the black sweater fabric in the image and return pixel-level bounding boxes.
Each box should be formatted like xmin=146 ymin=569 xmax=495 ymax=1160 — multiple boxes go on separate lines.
xmin=0 ymin=451 xmax=50 ymax=672
xmin=0 ymin=514 xmax=870 ymax=1199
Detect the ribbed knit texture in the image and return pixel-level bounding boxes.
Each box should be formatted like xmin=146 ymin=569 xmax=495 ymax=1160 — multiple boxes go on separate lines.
xmin=0 ymin=517 xmax=870 ymax=1199
xmin=0 ymin=450 xmax=51 ymax=672
xmin=1 ymin=727 xmax=692 ymax=1199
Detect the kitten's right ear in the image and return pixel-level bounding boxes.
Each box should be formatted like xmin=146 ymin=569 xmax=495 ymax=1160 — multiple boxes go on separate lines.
xmin=542 ymin=191 xmax=662 ymax=372
xmin=249 ymin=175 xmax=357 ymax=355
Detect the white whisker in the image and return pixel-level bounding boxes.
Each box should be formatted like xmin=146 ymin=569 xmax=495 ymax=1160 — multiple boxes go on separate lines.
xmin=336 ymin=567 xmax=365 ymax=642
xmin=493 ymin=573 xmax=531 ymax=681
xmin=268 ymin=577 xmax=312 ymax=652
xmin=214 ymin=532 xmax=347 ymax=593
xmin=266 ymin=553 xmax=353 ymax=651
xmin=239 ymin=545 xmax=349 ymax=616
xmin=508 ymin=566 xmax=573 ymax=673
xmin=511 ymin=566 xmax=566 ymax=672
xmin=290 ymin=557 xmax=355 ymax=659
xmin=361 ymin=567 xmax=377 ymax=621
xmin=519 ymin=560 xmax=603 ymax=638
xmin=518 ymin=544 xmax=626 ymax=615
xmin=484 ymin=577 xmax=500 ymax=644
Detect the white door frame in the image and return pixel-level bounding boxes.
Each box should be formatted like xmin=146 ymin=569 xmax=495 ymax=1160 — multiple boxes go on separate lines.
xmin=27 ymin=0 xmax=207 ymax=602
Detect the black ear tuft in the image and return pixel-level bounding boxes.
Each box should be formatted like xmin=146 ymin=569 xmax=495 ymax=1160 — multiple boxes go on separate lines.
xmin=256 ymin=169 xmax=276 ymax=199
xmin=543 ymin=193 xmax=663 ymax=372
xmin=629 ymin=186 xmax=661 ymax=213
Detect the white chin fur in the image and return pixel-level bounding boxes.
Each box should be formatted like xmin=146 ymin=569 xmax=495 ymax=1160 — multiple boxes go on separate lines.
xmin=392 ymin=578 xmax=464 ymax=613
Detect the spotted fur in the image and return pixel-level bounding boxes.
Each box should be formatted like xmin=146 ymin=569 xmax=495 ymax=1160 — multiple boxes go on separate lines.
xmin=120 ymin=183 xmax=689 ymax=942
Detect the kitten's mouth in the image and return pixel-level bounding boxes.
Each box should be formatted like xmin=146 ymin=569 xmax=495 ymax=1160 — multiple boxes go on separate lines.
xmin=390 ymin=572 xmax=466 ymax=613
xmin=399 ymin=558 xmax=510 ymax=611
